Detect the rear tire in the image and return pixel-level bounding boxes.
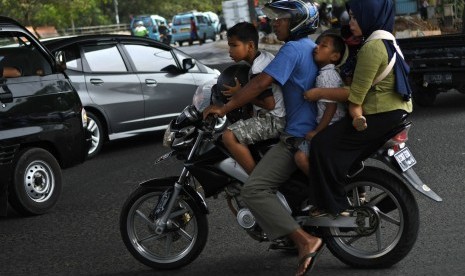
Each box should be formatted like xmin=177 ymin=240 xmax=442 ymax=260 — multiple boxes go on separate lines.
xmin=120 ymin=186 xmax=208 ymax=269
xmin=322 ymin=168 xmax=419 ymax=268
xmin=9 ymin=148 xmax=62 ymax=215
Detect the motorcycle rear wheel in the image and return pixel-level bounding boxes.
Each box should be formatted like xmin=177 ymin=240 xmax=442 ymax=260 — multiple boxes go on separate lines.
xmin=120 ymin=186 xmax=208 ymax=269
xmin=323 ymin=167 xmax=419 ymax=268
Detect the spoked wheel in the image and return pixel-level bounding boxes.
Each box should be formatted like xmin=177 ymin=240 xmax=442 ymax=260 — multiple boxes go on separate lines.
xmin=86 ymin=112 xmax=104 ymax=159
xmin=120 ymin=186 xmax=208 ymax=269
xmin=323 ymin=168 xmax=419 ymax=268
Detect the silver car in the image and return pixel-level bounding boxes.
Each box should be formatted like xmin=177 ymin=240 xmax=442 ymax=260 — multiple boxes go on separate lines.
xmin=44 ymin=35 xmax=219 ymax=158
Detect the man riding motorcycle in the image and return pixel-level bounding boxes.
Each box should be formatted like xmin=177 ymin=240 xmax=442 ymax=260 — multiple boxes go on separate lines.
xmin=203 ymin=1 xmax=322 ymax=275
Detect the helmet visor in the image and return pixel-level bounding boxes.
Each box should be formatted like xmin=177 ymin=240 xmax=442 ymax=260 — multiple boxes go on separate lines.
xmin=262 ymin=6 xmax=292 ymax=20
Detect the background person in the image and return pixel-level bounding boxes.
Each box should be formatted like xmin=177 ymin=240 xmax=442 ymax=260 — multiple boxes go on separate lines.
xmin=158 ymin=22 xmax=170 ymax=44
xmin=189 ymin=17 xmax=199 ymax=45
xmin=133 ymin=21 xmax=148 ymax=37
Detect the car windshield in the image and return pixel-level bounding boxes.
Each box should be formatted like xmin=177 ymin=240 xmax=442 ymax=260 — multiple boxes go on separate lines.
xmin=0 ymin=32 xmax=33 ymax=47
xmin=134 ymin=17 xmax=152 ymax=28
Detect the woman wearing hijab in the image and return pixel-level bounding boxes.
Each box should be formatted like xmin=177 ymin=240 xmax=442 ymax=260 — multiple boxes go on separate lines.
xmin=305 ymin=0 xmax=413 ymax=216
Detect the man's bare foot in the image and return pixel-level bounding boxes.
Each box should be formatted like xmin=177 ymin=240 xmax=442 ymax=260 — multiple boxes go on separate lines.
xmin=289 ymin=229 xmax=324 ymax=276
xmin=296 ymin=237 xmax=324 ymax=276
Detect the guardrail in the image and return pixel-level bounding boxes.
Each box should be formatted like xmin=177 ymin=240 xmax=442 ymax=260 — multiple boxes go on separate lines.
xmin=61 ymin=23 xmax=131 ymax=36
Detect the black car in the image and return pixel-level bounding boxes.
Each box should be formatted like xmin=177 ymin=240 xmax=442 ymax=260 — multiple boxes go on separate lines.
xmin=0 ymin=17 xmax=90 ymax=216
xmin=44 ymin=35 xmax=219 ymax=158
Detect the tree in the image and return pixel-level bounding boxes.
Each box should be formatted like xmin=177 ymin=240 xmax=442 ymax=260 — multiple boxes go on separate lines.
xmin=0 ymin=0 xmax=44 ymax=25
xmin=0 ymin=0 xmax=228 ymax=29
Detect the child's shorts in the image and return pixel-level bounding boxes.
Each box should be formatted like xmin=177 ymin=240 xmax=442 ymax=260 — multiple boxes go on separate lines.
xmin=227 ymin=112 xmax=285 ymax=145
xmin=297 ymin=140 xmax=310 ymax=156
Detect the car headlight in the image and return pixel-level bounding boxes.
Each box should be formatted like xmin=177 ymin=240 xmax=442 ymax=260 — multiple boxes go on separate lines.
xmin=81 ymin=107 xmax=88 ymax=128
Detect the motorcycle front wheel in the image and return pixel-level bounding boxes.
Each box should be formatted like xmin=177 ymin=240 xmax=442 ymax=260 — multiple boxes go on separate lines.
xmin=120 ymin=186 xmax=208 ymax=269
xmin=323 ymin=167 xmax=419 ymax=268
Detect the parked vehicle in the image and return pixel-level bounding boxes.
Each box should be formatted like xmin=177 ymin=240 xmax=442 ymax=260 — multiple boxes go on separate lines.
xmin=44 ymin=35 xmax=220 ymax=158
xmin=130 ymin=15 xmax=170 ymax=42
xmin=171 ymin=11 xmax=217 ymax=46
xmin=0 ymin=16 xmax=90 ymax=216
xmin=222 ymin=0 xmax=262 ymax=29
xmin=119 ymin=79 xmax=442 ymax=270
xmin=203 ymin=11 xmax=221 ymax=34
xmin=398 ymin=33 xmax=465 ymax=106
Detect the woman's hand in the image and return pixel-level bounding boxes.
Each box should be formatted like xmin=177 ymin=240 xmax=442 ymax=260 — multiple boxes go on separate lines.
xmin=352 ymin=115 xmax=367 ymax=131
xmin=203 ymin=104 xmax=226 ymax=119
xmin=222 ymin=77 xmax=241 ymax=100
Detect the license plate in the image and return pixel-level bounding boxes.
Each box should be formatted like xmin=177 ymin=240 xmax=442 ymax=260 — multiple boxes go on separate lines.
xmin=155 ymin=151 xmax=174 ymax=164
xmin=423 ymin=73 xmax=452 ymax=84
xmin=394 ymin=147 xmax=417 ymax=172
xmin=180 ymin=28 xmax=190 ymax=32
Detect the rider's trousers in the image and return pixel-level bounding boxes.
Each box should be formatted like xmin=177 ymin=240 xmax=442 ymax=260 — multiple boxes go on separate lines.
xmin=308 ymin=109 xmax=409 ymax=214
xmin=241 ymin=141 xmax=300 ymax=240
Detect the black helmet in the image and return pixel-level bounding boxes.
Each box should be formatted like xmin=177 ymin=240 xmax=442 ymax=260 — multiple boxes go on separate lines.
xmin=263 ymin=0 xmax=319 ymax=39
xmin=211 ymin=63 xmax=252 ymax=123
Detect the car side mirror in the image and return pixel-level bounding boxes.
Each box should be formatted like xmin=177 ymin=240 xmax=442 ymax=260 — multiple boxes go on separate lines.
xmin=161 ymin=64 xmax=181 ymax=74
xmin=54 ymin=51 xmax=67 ymax=72
xmin=153 ymin=27 xmax=158 ymax=33
xmin=182 ymin=58 xmax=195 ymax=71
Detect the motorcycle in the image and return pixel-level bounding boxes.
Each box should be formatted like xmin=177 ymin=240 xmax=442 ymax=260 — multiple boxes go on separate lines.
xmin=119 ymin=84 xmax=442 ymax=270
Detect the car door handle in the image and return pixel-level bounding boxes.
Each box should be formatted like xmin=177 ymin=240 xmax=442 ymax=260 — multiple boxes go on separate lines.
xmin=145 ymin=79 xmax=158 ymax=87
xmin=90 ymin=79 xmax=104 ymax=86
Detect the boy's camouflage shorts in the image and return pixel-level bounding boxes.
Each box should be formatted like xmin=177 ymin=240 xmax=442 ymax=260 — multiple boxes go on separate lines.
xmin=227 ymin=113 xmax=285 ymax=145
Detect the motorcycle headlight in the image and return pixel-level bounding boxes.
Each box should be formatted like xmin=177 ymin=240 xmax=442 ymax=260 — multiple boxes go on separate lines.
xmin=163 ymin=123 xmax=175 ymax=147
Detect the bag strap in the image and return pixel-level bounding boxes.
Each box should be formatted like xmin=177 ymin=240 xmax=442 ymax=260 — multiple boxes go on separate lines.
xmin=365 ymin=30 xmax=404 ymax=87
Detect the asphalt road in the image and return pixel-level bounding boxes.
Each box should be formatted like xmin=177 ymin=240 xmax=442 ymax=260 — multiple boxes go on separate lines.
xmin=1 ymin=39 xmax=464 ymax=276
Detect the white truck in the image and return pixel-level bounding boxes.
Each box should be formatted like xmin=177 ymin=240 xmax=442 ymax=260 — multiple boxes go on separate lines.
xmin=222 ymin=0 xmax=255 ymax=29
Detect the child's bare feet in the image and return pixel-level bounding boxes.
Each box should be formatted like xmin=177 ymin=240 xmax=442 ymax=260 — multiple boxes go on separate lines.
xmin=353 ymin=115 xmax=367 ymax=131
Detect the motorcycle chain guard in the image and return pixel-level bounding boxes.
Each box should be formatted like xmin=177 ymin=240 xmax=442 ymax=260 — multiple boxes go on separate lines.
xmin=301 ymin=206 xmax=380 ymax=238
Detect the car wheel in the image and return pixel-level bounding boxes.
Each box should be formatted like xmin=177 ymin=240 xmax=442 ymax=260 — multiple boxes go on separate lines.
xmin=202 ymin=33 xmax=207 ymax=44
xmin=8 ymin=148 xmax=62 ymax=216
xmin=87 ymin=112 xmax=104 ymax=159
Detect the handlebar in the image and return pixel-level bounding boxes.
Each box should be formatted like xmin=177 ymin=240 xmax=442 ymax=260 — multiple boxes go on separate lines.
xmin=203 ymin=115 xmax=217 ymax=132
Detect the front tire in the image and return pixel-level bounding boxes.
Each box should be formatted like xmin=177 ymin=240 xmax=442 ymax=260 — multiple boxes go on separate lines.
xmin=120 ymin=186 xmax=208 ymax=269
xmin=86 ymin=112 xmax=104 ymax=159
xmin=323 ymin=168 xmax=419 ymax=268
xmin=9 ymin=148 xmax=62 ymax=215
